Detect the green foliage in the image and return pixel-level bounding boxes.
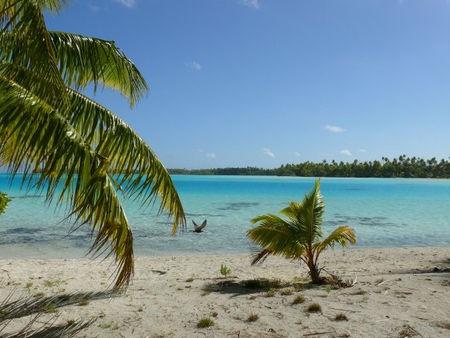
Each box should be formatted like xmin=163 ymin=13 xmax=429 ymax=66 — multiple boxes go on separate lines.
xmin=292 ymin=294 xmax=305 ymax=305
xmin=0 ymin=0 xmax=185 ymax=289
xmin=247 ymin=180 xmax=356 ymax=284
xmin=196 ymin=318 xmax=214 ymax=328
xmin=219 ymin=264 xmax=231 ymax=277
xmin=0 ymin=192 xmax=10 ymax=215
xmin=169 ymin=155 xmax=450 ymax=178
xmin=280 ymin=288 xmax=294 ymax=296
xmin=265 ymin=289 xmax=276 ymax=297
xmin=306 ymin=303 xmax=322 ymax=313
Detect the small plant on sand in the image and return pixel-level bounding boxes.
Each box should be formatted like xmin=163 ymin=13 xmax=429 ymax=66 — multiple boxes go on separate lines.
xmin=280 ymin=288 xmax=294 ymax=296
xmin=335 ymin=313 xmax=348 ymax=321
xmin=197 ymin=318 xmax=214 ymax=328
xmin=292 ymin=294 xmax=305 ymax=305
xmin=220 ymin=264 xmax=232 ymax=278
xmin=247 ymin=180 xmax=356 ymax=284
xmin=306 ymin=303 xmax=322 ymax=313
xmin=185 ymin=278 xmax=194 ymax=283
xmin=265 ymin=289 xmax=276 ymax=297
xmin=43 ymin=279 xmax=64 ymax=288
xmin=246 ymin=313 xmax=259 ymax=322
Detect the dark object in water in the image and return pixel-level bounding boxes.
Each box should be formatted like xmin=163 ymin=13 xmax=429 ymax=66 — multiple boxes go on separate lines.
xmin=193 ymin=220 xmax=207 ymax=233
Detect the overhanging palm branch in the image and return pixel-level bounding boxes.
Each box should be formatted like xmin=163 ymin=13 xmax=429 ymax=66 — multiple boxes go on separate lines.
xmin=49 ymin=31 xmax=148 ymax=106
xmin=0 ymin=0 xmax=185 ymax=288
xmin=248 ymin=179 xmax=356 ymax=283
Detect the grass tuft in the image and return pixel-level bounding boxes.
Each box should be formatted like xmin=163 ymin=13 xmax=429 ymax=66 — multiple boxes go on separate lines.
xmin=185 ymin=278 xmax=194 ymax=283
xmin=292 ymin=294 xmax=305 ymax=305
xmin=306 ymin=303 xmax=322 ymax=313
xmin=265 ymin=289 xmax=276 ymax=297
xmin=246 ymin=313 xmax=259 ymax=322
xmin=197 ymin=318 xmax=214 ymax=328
xmin=280 ymin=288 xmax=294 ymax=296
xmin=334 ymin=313 xmax=348 ymax=321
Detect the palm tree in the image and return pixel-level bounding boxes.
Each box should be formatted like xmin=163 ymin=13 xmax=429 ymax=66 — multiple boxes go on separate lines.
xmin=247 ymin=180 xmax=356 ymax=284
xmin=0 ymin=0 xmax=185 ymax=289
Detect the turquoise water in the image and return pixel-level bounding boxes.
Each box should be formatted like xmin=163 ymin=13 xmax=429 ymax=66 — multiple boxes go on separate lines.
xmin=0 ymin=174 xmax=449 ymax=258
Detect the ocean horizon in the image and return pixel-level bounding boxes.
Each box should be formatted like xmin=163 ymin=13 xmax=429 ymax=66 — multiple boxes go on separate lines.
xmin=0 ymin=174 xmax=449 ymax=258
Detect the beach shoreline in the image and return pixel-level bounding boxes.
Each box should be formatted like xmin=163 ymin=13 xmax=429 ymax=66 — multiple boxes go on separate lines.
xmin=0 ymin=246 xmax=449 ymax=337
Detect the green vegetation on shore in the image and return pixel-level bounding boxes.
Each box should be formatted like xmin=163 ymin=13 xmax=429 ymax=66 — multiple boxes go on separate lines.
xmin=169 ymin=155 xmax=450 ymax=178
xmin=247 ymin=180 xmax=356 ymax=284
xmin=0 ymin=0 xmax=184 ymax=289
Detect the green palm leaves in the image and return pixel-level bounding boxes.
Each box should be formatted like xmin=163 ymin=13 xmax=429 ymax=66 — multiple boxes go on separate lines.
xmin=0 ymin=0 xmax=185 ymax=289
xmin=247 ymin=180 xmax=356 ymax=283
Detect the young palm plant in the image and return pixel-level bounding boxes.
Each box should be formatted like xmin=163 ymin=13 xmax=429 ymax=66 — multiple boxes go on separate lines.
xmin=247 ymin=180 xmax=356 ymax=284
xmin=0 ymin=0 xmax=185 ymax=289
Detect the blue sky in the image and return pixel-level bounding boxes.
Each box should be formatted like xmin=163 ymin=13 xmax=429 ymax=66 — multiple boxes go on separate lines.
xmin=46 ymin=0 xmax=450 ymax=168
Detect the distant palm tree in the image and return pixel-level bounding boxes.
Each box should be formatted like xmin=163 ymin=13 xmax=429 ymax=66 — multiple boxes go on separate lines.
xmin=247 ymin=180 xmax=356 ymax=284
xmin=0 ymin=0 xmax=185 ymax=289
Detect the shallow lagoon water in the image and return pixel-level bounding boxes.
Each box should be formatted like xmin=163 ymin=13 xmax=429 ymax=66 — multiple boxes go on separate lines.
xmin=0 ymin=174 xmax=449 ymax=258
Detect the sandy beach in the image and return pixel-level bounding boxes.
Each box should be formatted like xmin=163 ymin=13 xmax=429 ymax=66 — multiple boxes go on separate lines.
xmin=0 ymin=246 xmax=449 ymax=337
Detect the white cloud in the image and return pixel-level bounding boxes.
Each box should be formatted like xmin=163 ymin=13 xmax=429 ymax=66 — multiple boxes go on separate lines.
xmin=241 ymin=0 xmax=261 ymax=9
xmin=359 ymin=148 xmax=367 ymax=153
xmin=325 ymin=124 xmax=346 ymax=133
xmin=340 ymin=149 xmax=352 ymax=156
xmin=294 ymin=152 xmax=301 ymax=157
xmin=187 ymin=61 xmax=202 ymax=71
xmin=87 ymin=2 xmax=101 ymax=12
xmin=206 ymin=152 xmax=216 ymax=159
xmin=262 ymin=148 xmax=275 ymax=158
xmin=114 ymin=0 xmax=136 ymax=8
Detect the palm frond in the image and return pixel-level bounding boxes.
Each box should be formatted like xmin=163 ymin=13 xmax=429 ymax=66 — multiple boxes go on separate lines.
xmin=0 ymin=77 xmax=134 ymax=288
xmin=314 ymin=226 xmax=356 ymax=256
xmin=297 ymin=179 xmax=324 ymax=243
xmin=0 ymin=1 xmax=67 ymax=106
xmin=0 ymin=59 xmax=184 ymax=231
xmin=65 ymin=89 xmax=185 ymax=232
xmin=248 ymin=214 xmax=305 ymax=260
xmin=50 ymin=31 xmax=148 ymax=106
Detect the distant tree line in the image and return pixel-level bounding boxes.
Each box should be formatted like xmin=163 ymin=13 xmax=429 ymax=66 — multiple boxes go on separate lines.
xmin=169 ymin=156 xmax=450 ymax=178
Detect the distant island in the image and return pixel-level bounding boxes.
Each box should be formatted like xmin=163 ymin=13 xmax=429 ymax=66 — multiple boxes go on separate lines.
xmin=169 ymin=156 xmax=450 ymax=178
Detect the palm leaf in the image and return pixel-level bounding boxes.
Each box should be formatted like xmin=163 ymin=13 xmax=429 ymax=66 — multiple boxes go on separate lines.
xmin=49 ymin=31 xmax=148 ymax=106
xmin=314 ymin=226 xmax=356 ymax=257
xmin=0 ymin=0 xmax=68 ymax=105
xmin=248 ymin=214 xmax=305 ymax=261
xmin=0 ymin=62 xmax=184 ymax=233
xmin=65 ymin=89 xmax=185 ymax=232
xmin=0 ymin=77 xmax=134 ymax=288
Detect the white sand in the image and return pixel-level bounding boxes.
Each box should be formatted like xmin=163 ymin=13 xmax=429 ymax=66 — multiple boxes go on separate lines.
xmin=0 ymin=246 xmax=449 ymax=337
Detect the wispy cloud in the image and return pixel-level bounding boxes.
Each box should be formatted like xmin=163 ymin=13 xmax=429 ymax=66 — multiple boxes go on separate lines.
xmin=262 ymin=148 xmax=275 ymax=158
xmin=294 ymin=152 xmax=301 ymax=157
xmin=186 ymin=61 xmax=202 ymax=71
xmin=241 ymin=0 xmax=261 ymax=9
xmin=340 ymin=149 xmax=352 ymax=156
xmin=87 ymin=2 xmax=101 ymax=12
xmin=114 ymin=0 xmax=136 ymax=8
xmin=325 ymin=124 xmax=346 ymax=133
xmin=206 ymin=152 xmax=216 ymax=159
xmin=359 ymin=148 xmax=367 ymax=153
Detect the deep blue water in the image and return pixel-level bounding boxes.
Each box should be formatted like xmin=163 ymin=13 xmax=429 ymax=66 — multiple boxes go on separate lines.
xmin=0 ymin=174 xmax=449 ymax=257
